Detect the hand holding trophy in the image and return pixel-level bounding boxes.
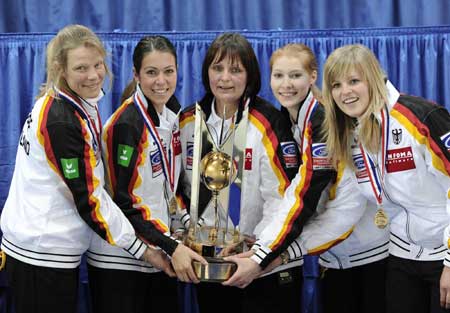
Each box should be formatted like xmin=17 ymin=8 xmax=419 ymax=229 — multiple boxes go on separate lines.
xmin=184 ymin=102 xmax=249 ymax=282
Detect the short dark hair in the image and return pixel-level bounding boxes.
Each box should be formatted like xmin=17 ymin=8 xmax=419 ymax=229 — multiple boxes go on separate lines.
xmin=201 ymin=33 xmax=261 ymax=99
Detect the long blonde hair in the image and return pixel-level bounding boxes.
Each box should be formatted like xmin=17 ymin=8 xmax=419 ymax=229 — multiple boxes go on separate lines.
xmin=270 ymin=43 xmax=321 ymax=100
xmin=37 ymin=24 xmax=112 ymax=99
xmin=322 ymin=44 xmax=388 ymax=168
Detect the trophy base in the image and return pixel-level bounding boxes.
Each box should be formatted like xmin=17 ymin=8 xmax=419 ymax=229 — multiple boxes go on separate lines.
xmin=193 ymin=257 xmax=237 ymax=282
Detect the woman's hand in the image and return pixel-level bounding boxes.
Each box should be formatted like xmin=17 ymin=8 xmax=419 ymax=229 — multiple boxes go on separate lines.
xmin=171 ymin=243 xmax=208 ymax=283
xmin=222 ymin=250 xmax=262 ymax=288
xmin=142 ymin=247 xmax=176 ymax=277
xmin=440 ymin=265 xmax=450 ymax=308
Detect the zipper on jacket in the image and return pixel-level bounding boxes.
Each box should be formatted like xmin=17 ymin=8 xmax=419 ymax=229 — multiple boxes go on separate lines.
xmin=372 ymin=156 xmax=416 ymax=245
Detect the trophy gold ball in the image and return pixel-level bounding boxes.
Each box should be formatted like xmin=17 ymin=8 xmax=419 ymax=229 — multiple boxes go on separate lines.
xmin=200 ymin=151 xmax=237 ymax=192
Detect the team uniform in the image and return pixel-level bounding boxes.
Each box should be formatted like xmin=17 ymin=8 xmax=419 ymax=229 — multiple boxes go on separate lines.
xmin=352 ymin=82 xmax=450 ymax=313
xmin=87 ymin=85 xmax=182 ymax=313
xmin=250 ymin=90 xmax=388 ymax=312
xmin=179 ymin=94 xmax=300 ymax=313
xmin=1 ymin=89 xmax=145 ymax=313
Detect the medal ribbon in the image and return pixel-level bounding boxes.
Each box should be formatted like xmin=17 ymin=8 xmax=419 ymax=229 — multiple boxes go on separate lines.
xmin=359 ymin=106 xmax=389 ymax=207
xmin=56 ymin=88 xmax=102 ymax=152
xmin=299 ymin=94 xmax=319 ymax=154
xmin=134 ymin=88 xmax=175 ymax=192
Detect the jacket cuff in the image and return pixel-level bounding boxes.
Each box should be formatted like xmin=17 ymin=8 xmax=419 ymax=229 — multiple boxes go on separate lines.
xmin=444 ymin=250 xmax=450 ymax=267
xmin=250 ymin=243 xmax=272 ymax=267
xmin=286 ymin=239 xmax=305 ymax=260
xmin=124 ymin=237 xmax=147 ymax=260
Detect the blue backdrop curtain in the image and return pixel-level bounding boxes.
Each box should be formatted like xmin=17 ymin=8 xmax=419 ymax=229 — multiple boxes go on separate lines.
xmin=1 ymin=26 xmax=450 ymax=313
xmin=1 ymin=0 xmax=450 ymax=32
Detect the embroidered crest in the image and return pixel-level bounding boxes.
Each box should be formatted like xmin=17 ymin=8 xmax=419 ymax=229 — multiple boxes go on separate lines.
xmin=392 ymin=128 xmax=402 ymax=145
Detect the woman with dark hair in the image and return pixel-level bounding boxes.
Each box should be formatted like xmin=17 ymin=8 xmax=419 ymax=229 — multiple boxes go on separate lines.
xmin=87 ymin=35 xmax=206 ymax=313
xmin=178 ymin=33 xmax=301 ymax=313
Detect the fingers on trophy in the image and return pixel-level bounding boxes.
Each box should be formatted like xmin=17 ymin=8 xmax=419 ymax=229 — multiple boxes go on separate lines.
xmin=184 ymin=103 xmax=248 ymax=282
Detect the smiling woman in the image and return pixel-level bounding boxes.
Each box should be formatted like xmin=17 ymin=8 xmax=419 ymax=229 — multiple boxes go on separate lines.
xmin=86 ymin=35 xmax=206 ymax=313
xmin=0 ymin=24 xmax=164 ymax=313
xmin=63 ymin=46 xmax=106 ymax=99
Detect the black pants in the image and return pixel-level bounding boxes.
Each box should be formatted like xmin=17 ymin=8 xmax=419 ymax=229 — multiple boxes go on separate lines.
xmin=386 ymin=255 xmax=450 ymax=313
xmin=5 ymin=254 xmax=79 ymax=313
xmin=321 ymin=259 xmax=387 ymax=313
xmin=87 ymin=265 xmax=179 ymax=313
xmin=195 ymin=266 xmax=302 ymax=313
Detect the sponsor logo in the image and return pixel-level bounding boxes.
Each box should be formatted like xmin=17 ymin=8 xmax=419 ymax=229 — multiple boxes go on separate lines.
xmin=440 ymin=132 xmax=450 ymax=152
xmin=186 ymin=142 xmax=194 ymax=170
xmin=352 ymin=154 xmax=369 ymax=183
xmin=172 ymin=131 xmax=181 ymax=155
xmin=150 ymin=150 xmax=162 ymax=177
xmin=392 ymin=128 xmax=402 ymax=145
xmin=244 ymin=148 xmax=253 ymax=170
xmin=386 ymin=146 xmax=416 ymax=173
xmin=311 ymin=143 xmax=332 ymax=170
xmin=311 ymin=143 xmax=328 ymax=157
xmin=280 ymin=141 xmax=298 ymax=168
xmin=61 ymin=158 xmax=79 ymax=179
xmin=117 ymin=144 xmax=134 ymax=167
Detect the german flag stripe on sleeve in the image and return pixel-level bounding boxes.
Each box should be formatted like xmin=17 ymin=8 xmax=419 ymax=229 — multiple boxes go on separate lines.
xmin=392 ymin=103 xmax=450 ymax=176
xmin=269 ymin=121 xmax=315 ymax=250
xmin=180 ymin=110 xmax=195 ymax=129
xmin=307 ymin=227 xmax=354 ymax=255
xmin=37 ymin=95 xmax=60 ymax=176
xmin=249 ymin=109 xmax=290 ymax=196
xmin=103 ymin=101 xmax=130 ymax=194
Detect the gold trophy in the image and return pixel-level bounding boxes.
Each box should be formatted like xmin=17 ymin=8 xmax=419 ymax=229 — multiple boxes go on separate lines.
xmin=184 ymin=102 xmax=249 ymax=282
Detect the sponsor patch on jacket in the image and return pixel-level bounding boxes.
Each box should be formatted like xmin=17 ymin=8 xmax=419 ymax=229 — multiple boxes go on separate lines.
xmin=353 ymin=154 xmax=369 ymax=183
xmin=386 ymin=146 xmax=416 ymax=173
xmin=244 ymin=148 xmax=253 ymax=170
xmin=440 ymin=131 xmax=450 ymax=152
xmin=117 ymin=144 xmax=134 ymax=167
xmin=186 ymin=142 xmax=194 ymax=170
xmin=61 ymin=158 xmax=79 ymax=179
xmin=150 ymin=150 xmax=163 ymax=177
xmin=172 ymin=131 xmax=181 ymax=155
xmin=280 ymin=141 xmax=298 ymax=168
xmin=311 ymin=143 xmax=333 ymax=170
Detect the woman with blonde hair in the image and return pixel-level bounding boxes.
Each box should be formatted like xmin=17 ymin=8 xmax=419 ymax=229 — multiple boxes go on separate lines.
xmin=0 ymin=25 xmax=170 ymax=313
xmin=322 ymin=44 xmax=450 ymax=313
xmin=225 ymin=42 xmax=388 ymax=313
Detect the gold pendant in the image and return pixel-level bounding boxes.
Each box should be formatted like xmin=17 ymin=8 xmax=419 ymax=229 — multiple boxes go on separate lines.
xmin=168 ymin=196 xmax=178 ymax=215
xmin=374 ymin=207 xmax=388 ymax=229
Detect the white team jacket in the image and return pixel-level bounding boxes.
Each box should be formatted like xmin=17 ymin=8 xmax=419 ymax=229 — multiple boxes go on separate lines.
xmin=1 ymin=90 xmax=145 ymax=269
xmin=179 ymin=95 xmax=302 ymax=273
xmin=87 ymin=86 xmax=182 ymax=273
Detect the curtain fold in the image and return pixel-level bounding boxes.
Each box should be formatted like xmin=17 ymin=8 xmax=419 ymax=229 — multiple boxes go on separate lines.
xmin=1 ymin=0 xmax=450 ymax=32
xmin=1 ymin=27 xmax=450 ymax=313
xmin=1 ymin=25 xmax=450 ymax=212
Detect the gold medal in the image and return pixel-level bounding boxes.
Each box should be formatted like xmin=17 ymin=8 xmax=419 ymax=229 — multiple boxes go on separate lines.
xmin=168 ymin=196 xmax=178 ymax=215
xmin=374 ymin=207 xmax=388 ymax=229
